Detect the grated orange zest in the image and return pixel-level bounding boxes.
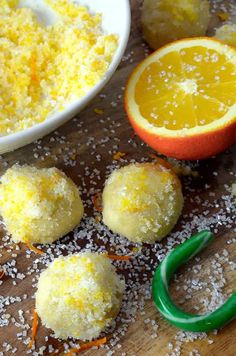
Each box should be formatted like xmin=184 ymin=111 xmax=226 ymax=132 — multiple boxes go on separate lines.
xmin=148 ymin=153 xmax=173 ymax=170
xmin=26 ymin=243 xmax=45 ymax=255
xmin=28 ymin=309 xmax=39 ymax=348
xmin=66 ymin=337 xmax=107 ymax=355
xmin=217 ymin=12 xmax=229 ymax=21
xmin=113 ymin=152 xmax=126 ymax=161
xmin=30 ymin=53 xmax=39 ymax=83
xmin=93 ymin=108 xmax=104 ymax=115
xmin=106 ymin=254 xmax=131 ymax=261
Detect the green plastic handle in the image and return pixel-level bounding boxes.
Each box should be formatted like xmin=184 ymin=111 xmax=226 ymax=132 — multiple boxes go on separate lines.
xmin=152 ymin=230 xmax=236 ymax=332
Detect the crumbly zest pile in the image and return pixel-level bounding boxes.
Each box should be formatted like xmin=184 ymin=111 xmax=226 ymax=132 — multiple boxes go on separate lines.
xmin=0 ymin=165 xmax=84 ymax=244
xmin=0 ymin=0 xmax=118 ymax=136
xmin=102 ymin=163 xmax=183 ymax=243
xmin=0 ymin=1 xmax=236 ymax=356
xmin=35 ymin=253 xmax=125 ymax=341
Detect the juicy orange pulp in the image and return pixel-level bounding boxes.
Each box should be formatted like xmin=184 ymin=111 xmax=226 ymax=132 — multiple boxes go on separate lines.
xmin=134 ymin=45 xmax=236 ymax=131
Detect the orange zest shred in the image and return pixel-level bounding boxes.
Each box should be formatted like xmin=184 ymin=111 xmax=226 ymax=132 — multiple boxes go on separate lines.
xmin=31 ymin=53 xmax=39 ymax=82
xmin=66 ymin=337 xmax=107 ymax=355
xmin=0 ymin=269 xmax=5 ymax=279
xmin=217 ymin=12 xmax=229 ymax=21
xmin=93 ymin=108 xmax=104 ymax=115
xmin=113 ymin=151 xmax=126 ymax=161
xmin=26 ymin=243 xmax=45 ymax=255
xmin=106 ymin=254 xmax=131 ymax=261
xmin=69 ymin=154 xmax=77 ymax=161
xmin=92 ymin=193 xmax=102 ymax=213
xmin=148 ymin=153 xmax=173 ymax=170
xmin=148 ymin=153 xmax=199 ymax=177
xmin=28 ymin=309 xmax=39 ymax=349
xmin=95 ymin=215 xmax=101 ymax=224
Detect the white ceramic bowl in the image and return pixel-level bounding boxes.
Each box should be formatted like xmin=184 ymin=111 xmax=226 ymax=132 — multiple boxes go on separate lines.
xmin=0 ymin=0 xmax=131 ymax=154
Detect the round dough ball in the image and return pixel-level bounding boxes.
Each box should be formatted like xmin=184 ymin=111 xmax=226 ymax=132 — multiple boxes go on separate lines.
xmin=36 ymin=253 xmax=125 ymax=340
xmin=102 ymin=163 xmax=183 ymax=244
xmin=215 ymin=24 xmax=236 ymax=47
xmin=142 ymin=0 xmax=210 ymax=49
xmin=0 ymin=165 xmax=84 ymax=244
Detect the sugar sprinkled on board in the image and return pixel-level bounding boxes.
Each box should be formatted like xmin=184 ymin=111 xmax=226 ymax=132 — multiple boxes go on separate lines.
xmin=1 ymin=132 xmax=236 ymax=355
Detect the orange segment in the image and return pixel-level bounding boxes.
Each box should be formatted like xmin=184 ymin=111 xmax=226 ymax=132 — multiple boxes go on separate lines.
xmin=198 ymin=81 xmax=236 ymax=106
xmin=179 ymin=46 xmax=236 ymax=84
xmin=125 ymin=37 xmax=236 ymax=159
xmin=135 ymin=51 xmax=185 ymax=103
xmin=139 ymin=89 xmax=197 ymax=130
xmin=193 ymin=94 xmax=228 ymax=126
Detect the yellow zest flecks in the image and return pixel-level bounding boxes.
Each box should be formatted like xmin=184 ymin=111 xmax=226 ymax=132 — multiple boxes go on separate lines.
xmin=132 ymin=246 xmax=141 ymax=253
xmin=217 ymin=12 xmax=229 ymax=22
xmin=94 ymin=108 xmax=104 ymax=115
xmin=113 ymin=152 xmax=126 ymax=161
xmin=115 ymin=166 xmax=171 ymax=213
xmin=0 ymin=0 xmax=118 ymax=136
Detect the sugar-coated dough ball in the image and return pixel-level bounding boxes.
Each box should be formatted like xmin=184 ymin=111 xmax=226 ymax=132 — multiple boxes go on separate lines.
xmin=36 ymin=253 xmax=125 ymax=340
xmin=0 ymin=165 xmax=84 ymax=244
xmin=102 ymin=163 xmax=183 ymax=244
xmin=215 ymin=24 xmax=236 ymax=47
xmin=142 ymin=0 xmax=210 ymax=49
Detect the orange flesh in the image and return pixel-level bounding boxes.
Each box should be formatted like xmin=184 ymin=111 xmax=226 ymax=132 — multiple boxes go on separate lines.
xmin=134 ymin=45 xmax=236 ymax=130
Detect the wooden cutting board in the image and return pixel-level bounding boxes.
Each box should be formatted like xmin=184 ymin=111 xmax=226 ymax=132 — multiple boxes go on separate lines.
xmin=0 ymin=1 xmax=236 ymax=355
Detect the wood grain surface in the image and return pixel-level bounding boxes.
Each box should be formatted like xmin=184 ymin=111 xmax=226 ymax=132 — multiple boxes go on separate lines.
xmin=0 ymin=1 xmax=236 ymax=355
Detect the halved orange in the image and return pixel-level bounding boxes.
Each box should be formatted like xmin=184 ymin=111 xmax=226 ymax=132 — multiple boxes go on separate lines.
xmin=125 ymin=37 xmax=236 ymax=160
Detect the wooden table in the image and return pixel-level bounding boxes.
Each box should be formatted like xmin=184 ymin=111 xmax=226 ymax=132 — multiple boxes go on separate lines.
xmin=0 ymin=1 xmax=236 ymax=355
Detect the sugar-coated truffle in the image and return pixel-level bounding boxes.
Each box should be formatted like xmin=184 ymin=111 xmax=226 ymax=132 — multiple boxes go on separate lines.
xmin=102 ymin=163 xmax=183 ymax=244
xmin=0 ymin=165 xmax=84 ymax=244
xmin=215 ymin=24 xmax=236 ymax=47
xmin=142 ymin=0 xmax=210 ymax=49
xmin=35 ymin=253 xmax=125 ymax=340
